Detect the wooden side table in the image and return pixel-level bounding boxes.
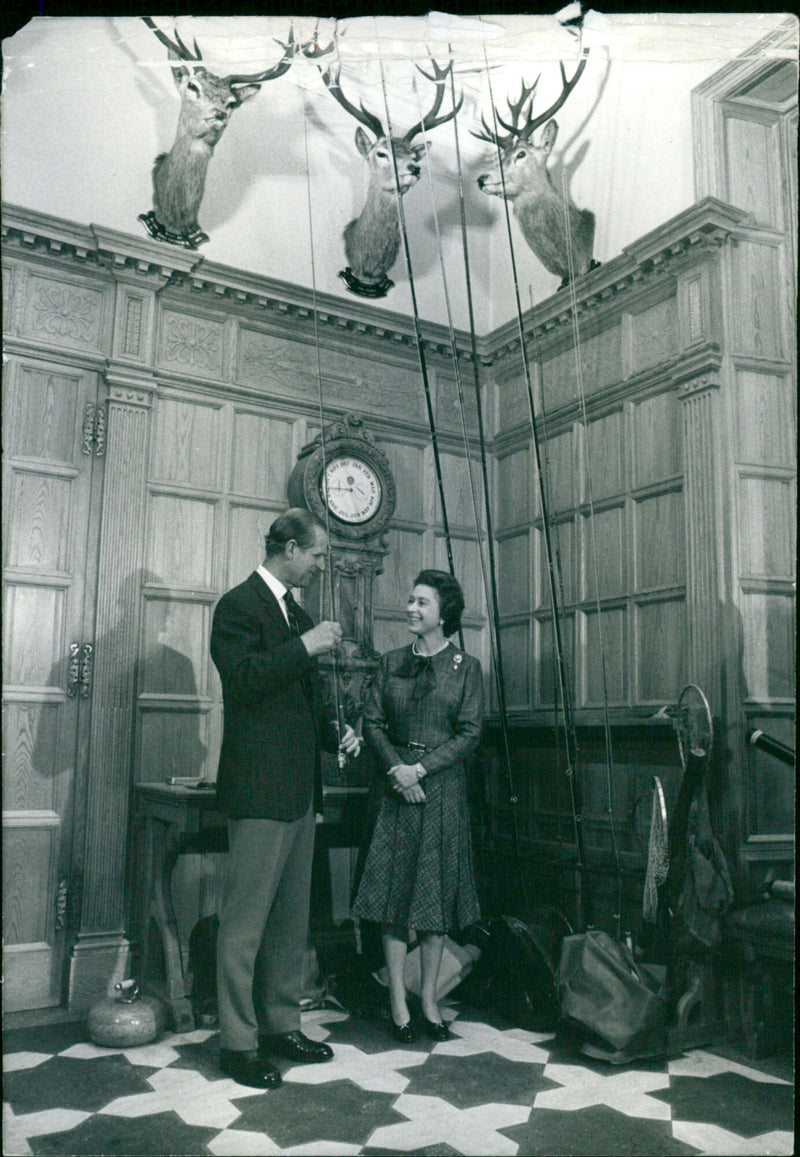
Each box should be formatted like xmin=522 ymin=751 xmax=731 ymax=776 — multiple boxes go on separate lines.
xmin=130 ymin=782 xmax=226 ymax=1032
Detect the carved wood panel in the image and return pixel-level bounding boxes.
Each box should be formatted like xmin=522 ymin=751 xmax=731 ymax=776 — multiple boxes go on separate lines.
xmin=581 ymin=606 xmax=628 ymax=706
xmin=2 ymin=355 xmax=102 ymax=1010
xmin=151 ymin=396 xmax=225 ymax=491
xmin=635 ymin=599 xmax=685 ymax=702
xmin=497 ymin=533 xmax=529 ymax=616
xmin=632 ymin=390 xmax=682 ymax=487
xmin=22 ymin=273 xmax=108 ymax=354
xmin=734 ymin=370 xmax=794 ymax=468
xmin=724 ymin=113 xmax=779 ymax=228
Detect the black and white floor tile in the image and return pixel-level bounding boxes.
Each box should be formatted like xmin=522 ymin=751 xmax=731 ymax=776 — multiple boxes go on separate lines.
xmin=3 ymin=1005 xmax=793 ymax=1156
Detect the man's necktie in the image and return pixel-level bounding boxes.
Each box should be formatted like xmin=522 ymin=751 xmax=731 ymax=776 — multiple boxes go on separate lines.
xmin=284 ymin=590 xmax=301 ymax=635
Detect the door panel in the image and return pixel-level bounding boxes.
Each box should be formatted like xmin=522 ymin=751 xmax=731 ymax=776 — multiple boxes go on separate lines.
xmin=2 ymin=356 xmax=102 ymax=1010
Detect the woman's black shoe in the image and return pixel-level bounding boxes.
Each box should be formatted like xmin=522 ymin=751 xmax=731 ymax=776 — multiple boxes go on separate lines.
xmin=421 ymin=1016 xmax=451 ymax=1042
xmin=391 ymin=1019 xmax=416 ymax=1043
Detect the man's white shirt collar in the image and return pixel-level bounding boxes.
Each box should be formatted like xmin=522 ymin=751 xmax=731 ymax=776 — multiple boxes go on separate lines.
xmin=257 ymin=564 xmax=291 ymax=625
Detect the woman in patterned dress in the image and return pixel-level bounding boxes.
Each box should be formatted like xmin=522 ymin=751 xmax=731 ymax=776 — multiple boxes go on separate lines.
xmin=351 ymin=570 xmax=484 ymax=1041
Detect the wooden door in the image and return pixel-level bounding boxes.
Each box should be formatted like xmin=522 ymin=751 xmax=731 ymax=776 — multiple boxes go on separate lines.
xmin=2 ymin=356 xmax=103 ymax=1010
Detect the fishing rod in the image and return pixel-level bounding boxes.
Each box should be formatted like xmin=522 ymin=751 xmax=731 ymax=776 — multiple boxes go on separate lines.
xmin=301 ymin=83 xmax=349 ymax=766
xmin=480 ymin=39 xmax=588 ymax=923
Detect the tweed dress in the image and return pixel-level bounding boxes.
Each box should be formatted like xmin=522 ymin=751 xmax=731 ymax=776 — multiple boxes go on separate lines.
xmin=351 ymin=642 xmax=484 ymax=933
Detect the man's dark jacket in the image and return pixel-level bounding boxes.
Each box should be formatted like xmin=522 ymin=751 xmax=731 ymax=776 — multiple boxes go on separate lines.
xmin=210 ymin=571 xmax=334 ymax=820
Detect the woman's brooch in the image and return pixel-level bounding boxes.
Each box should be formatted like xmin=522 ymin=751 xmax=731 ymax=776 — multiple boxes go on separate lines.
xmin=453 ymin=653 xmax=463 ymax=672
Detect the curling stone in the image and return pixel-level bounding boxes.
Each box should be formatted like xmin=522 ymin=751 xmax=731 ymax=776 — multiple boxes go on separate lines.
xmin=87 ymin=979 xmax=167 ymax=1047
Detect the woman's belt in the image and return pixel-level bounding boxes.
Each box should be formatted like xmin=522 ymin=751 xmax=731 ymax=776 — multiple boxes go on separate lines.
xmin=392 ymin=740 xmax=429 ymax=758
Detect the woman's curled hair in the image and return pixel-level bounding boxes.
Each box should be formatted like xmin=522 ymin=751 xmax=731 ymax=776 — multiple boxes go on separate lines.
xmin=414 ymin=569 xmax=465 ymax=637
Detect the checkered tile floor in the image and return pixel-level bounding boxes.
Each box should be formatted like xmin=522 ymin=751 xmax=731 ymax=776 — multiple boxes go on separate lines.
xmin=3 ymin=1003 xmax=793 ymax=1156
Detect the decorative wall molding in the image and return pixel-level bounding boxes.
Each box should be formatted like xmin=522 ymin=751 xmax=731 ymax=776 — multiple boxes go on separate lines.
xmin=483 ymin=197 xmax=756 ymax=366
xmin=2 ymin=203 xmax=477 ymax=365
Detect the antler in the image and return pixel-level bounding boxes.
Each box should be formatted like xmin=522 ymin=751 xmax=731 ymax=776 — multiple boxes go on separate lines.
xmin=473 ymin=49 xmax=589 ymax=148
xmin=224 ymin=27 xmax=297 ymax=86
xmin=402 ymin=60 xmax=464 ymax=143
xmin=143 ymin=16 xmax=297 ymax=86
xmin=473 ymin=76 xmax=540 ymax=148
xmin=300 ymin=20 xmax=337 ymax=60
xmin=517 ymin=50 xmax=589 ymax=140
xmin=319 ymin=63 xmax=384 ymax=138
xmin=142 ymin=16 xmax=202 ymax=62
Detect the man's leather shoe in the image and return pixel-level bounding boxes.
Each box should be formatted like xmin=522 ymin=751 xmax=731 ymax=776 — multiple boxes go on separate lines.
xmin=220 ymin=1048 xmax=281 ymax=1089
xmin=259 ymin=1030 xmax=333 ymax=1063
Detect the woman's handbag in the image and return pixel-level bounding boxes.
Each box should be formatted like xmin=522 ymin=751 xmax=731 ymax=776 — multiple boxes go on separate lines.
xmin=557 ymin=928 xmax=668 ymax=1054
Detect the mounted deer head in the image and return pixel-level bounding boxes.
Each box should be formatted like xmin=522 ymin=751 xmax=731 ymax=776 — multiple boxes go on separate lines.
xmin=320 ymin=60 xmax=463 ymax=297
xmin=476 ymin=52 xmax=599 ymax=288
xmin=138 ymin=17 xmax=297 ymax=249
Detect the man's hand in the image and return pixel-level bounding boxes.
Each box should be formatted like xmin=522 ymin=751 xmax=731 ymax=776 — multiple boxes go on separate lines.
xmin=388 ymin=763 xmax=425 ymax=791
xmin=301 ymin=620 xmax=343 ymax=656
xmin=339 ymin=724 xmax=362 ymax=758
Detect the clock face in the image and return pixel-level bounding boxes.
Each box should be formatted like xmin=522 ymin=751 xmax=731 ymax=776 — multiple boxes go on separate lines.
xmin=323 ymin=456 xmax=383 ymax=524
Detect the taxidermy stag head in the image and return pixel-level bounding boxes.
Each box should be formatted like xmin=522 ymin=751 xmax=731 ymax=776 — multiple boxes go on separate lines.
xmin=320 ymin=61 xmax=463 ymax=298
xmin=138 ymin=17 xmax=297 ymax=250
xmin=476 ymin=53 xmax=599 ymax=288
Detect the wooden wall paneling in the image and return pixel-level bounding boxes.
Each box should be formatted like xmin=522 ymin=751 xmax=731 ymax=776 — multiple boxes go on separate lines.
xmin=734 ymin=369 xmax=794 ymax=468
xmin=500 ymin=621 xmax=531 ymax=712
xmin=677 ymin=268 xmax=711 ymax=349
xmin=535 ymin=519 xmax=575 ymax=609
xmin=729 ymin=239 xmax=784 ymax=360
xmin=226 ymin=502 xmax=283 ymax=591
xmin=737 ymin=474 xmax=795 ymax=578
xmin=740 ymin=591 xmax=796 ymax=702
xmin=111 ymin=279 xmax=155 ymax=365
xmin=581 ymin=410 xmax=625 ymax=502
xmin=226 ymin=405 xmax=298 ymax=573
xmin=379 ymin=439 xmax=425 ymax=524
xmin=541 ymin=428 xmax=575 ymax=514
xmin=496 ymin=368 xmax=529 ymax=433
xmin=572 ymin=324 xmax=623 ymax=400
xmin=678 ymin=374 xmax=725 ymax=702
xmin=724 ymin=111 xmax=780 ymax=228
xmin=495 ymin=449 xmax=531 ymax=531
xmin=631 ymin=390 xmax=683 ymax=489
xmin=2 ymin=816 xmax=60 ymax=1010
xmin=627 ymin=297 xmax=680 ymax=377
xmin=147 ymin=495 xmax=217 ymax=591
xmin=435 ymin=367 xmax=479 ymax=434
xmin=151 ymin=395 xmax=226 ymax=492
xmin=432 ymin=533 xmax=484 ymax=618
xmin=580 ymin=606 xmax=628 ymax=707
xmin=376 ymin=524 xmax=425 ymax=597
xmin=635 ymin=490 xmax=686 ymax=592
xmin=744 ymin=711 xmax=796 ymax=842
xmin=2 ymin=354 xmax=103 ymax=1011
xmin=2 ymin=258 xmax=18 ymax=333
xmin=535 ymin=613 xmax=574 ymax=708
xmin=69 ymin=367 xmax=155 ymax=1007
xmin=635 ymin=598 xmax=686 ymax=703
xmin=435 ymin=449 xmax=481 ymax=530
xmin=580 ymin=505 xmax=627 ymax=603
xmin=540 ymin=345 xmax=579 ymax=413
xmin=496 ymin=532 xmax=530 ymax=617
xmin=157 ymin=308 xmax=226 ymax=381
xmin=20 ymin=269 xmax=111 ymax=357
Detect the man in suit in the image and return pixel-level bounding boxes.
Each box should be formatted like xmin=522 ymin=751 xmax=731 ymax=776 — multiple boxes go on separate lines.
xmin=210 ymin=507 xmax=360 ymax=1089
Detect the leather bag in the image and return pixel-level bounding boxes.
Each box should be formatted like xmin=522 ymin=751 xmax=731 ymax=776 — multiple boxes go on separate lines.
xmin=557 ymin=928 xmax=668 ymax=1053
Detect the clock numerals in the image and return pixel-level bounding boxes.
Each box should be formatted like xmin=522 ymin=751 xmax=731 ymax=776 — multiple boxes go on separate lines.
xmin=323 ymin=457 xmax=382 ymax=525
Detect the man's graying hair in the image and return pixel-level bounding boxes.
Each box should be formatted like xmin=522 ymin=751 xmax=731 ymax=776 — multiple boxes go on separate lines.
xmin=264 ymin=508 xmax=325 ymax=558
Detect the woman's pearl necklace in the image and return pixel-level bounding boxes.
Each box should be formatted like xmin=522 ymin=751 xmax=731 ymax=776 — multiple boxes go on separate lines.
xmin=412 ymin=639 xmax=449 ymax=658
